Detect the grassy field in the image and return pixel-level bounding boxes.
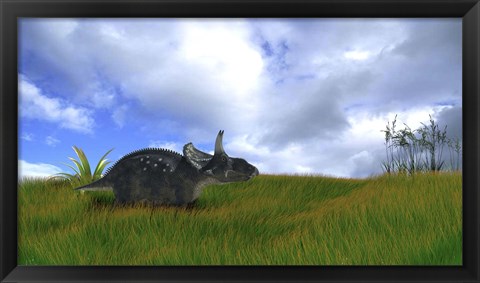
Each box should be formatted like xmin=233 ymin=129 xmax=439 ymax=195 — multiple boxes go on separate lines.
xmin=18 ymin=173 xmax=462 ymax=265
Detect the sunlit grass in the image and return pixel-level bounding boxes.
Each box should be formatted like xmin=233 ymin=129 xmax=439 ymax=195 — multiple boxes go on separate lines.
xmin=18 ymin=172 xmax=462 ymax=265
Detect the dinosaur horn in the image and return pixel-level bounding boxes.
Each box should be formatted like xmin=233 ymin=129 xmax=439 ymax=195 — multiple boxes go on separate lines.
xmin=214 ymin=130 xmax=225 ymax=155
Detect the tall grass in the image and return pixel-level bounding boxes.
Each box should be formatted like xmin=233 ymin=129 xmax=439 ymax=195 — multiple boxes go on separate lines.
xmin=382 ymin=115 xmax=462 ymax=174
xmin=18 ymin=173 xmax=461 ymax=265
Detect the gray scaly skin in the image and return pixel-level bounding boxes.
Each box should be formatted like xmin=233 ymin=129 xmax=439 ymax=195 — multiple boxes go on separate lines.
xmin=75 ymin=130 xmax=259 ymax=206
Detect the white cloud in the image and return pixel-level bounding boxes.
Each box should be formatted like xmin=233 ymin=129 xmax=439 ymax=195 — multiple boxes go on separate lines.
xmin=344 ymin=50 xmax=370 ymax=61
xmin=335 ymin=106 xmax=455 ymax=177
xmin=19 ymin=19 xmax=462 ymax=178
xmin=45 ymin=136 xmax=60 ymax=147
xmin=178 ymin=21 xmax=264 ymax=98
xmin=115 ymin=20 xmax=266 ymax=136
xmin=18 ymin=160 xmax=62 ymax=179
xmin=24 ymin=19 xmax=268 ymax=139
xmin=224 ymin=136 xmax=321 ymax=175
xmin=21 ymin=132 xmax=34 ymax=141
xmin=19 ymin=75 xmax=95 ymax=133
xmin=111 ymin=104 xmax=129 ymax=128
xmin=92 ymin=89 xmax=115 ymax=108
xmin=224 ymin=105 xmax=455 ymax=178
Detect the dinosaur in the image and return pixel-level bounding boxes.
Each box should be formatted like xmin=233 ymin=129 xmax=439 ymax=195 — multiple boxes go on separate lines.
xmin=75 ymin=130 xmax=259 ymax=206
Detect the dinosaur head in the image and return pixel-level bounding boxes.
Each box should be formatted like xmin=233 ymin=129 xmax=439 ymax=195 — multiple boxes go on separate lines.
xmin=183 ymin=130 xmax=259 ymax=182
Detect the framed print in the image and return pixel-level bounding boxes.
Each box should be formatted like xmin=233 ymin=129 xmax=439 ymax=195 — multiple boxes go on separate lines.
xmin=1 ymin=0 xmax=479 ymax=282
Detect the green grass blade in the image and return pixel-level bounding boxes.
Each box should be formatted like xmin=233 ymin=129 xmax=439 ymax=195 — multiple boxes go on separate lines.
xmin=72 ymin=146 xmax=92 ymax=179
xmin=51 ymin=172 xmax=76 ymax=180
xmin=93 ymin=148 xmax=114 ymax=178
xmin=47 ymin=172 xmax=74 ymax=181
xmin=93 ymin=160 xmax=112 ymax=179
xmin=61 ymin=162 xmax=81 ymax=177
xmin=68 ymin=158 xmax=87 ymax=178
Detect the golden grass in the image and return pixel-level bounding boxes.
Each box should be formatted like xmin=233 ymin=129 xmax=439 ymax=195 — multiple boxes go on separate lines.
xmin=18 ymin=172 xmax=461 ymax=265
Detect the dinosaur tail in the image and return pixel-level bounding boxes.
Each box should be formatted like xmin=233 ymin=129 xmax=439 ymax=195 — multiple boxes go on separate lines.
xmin=74 ymin=177 xmax=112 ymax=191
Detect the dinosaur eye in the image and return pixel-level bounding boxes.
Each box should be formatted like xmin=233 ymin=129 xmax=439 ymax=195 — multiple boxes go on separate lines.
xmin=221 ymin=156 xmax=227 ymax=162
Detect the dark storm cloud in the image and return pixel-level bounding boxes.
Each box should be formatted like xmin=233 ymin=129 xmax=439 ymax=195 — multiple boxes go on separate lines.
xmin=258 ymin=92 xmax=348 ymax=148
xmin=434 ymin=106 xmax=462 ymax=140
xmin=368 ymin=19 xmax=462 ymax=111
xmin=348 ymin=148 xmax=385 ymax=178
xmin=239 ymin=18 xmax=462 ymax=176
xmin=392 ymin=19 xmax=461 ymax=60
xmin=256 ymin=68 xmax=376 ymax=148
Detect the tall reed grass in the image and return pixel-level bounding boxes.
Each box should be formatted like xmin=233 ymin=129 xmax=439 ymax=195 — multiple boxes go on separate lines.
xmin=382 ymin=115 xmax=462 ymax=174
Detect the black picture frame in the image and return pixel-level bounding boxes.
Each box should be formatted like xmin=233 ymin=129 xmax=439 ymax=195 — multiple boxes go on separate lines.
xmin=1 ymin=0 xmax=479 ymax=282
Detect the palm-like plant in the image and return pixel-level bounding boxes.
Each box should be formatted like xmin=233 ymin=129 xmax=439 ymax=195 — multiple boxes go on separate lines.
xmin=52 ymin=146 xmax=113 ymax=187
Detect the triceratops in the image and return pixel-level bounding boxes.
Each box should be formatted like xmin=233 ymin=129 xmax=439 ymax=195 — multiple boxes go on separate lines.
xmin=75 ymin=130 xmax=259 ymax=206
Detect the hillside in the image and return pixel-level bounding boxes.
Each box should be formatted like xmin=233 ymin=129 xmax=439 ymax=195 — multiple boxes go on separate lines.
xmin=18 ymin=173 xmax=462 ymax=265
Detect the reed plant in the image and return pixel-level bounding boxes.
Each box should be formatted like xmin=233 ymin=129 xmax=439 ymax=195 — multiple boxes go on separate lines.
xmin=381 ymin=115 xmax=461 ymax=174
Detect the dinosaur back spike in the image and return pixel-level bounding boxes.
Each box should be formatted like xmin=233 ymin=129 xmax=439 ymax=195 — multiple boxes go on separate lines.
xmin=102 ymin=148 xmax=183 ymax=177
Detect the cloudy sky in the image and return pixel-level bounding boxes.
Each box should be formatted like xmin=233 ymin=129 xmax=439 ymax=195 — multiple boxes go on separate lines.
xmin=18 ymin=18 xmax=462 ymax=179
